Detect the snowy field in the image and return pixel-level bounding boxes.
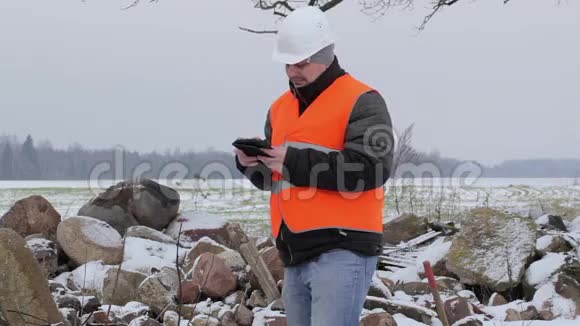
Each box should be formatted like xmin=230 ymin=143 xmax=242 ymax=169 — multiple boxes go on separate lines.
xmin=1 ymin=178 xmax=579 ymax=237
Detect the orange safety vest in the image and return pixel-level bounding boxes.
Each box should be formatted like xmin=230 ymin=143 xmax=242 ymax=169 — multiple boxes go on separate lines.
xmin=269 ymin=74 xmax=384 ymax=238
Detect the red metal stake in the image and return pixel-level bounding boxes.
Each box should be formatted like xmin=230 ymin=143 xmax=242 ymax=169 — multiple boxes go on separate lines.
xmin=423 ymin=261 xmax=450 ymax=326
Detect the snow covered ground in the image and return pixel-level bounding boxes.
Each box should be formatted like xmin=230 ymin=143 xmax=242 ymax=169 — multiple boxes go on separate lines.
xmin=1 ymin=178 xmax=578 ymax=237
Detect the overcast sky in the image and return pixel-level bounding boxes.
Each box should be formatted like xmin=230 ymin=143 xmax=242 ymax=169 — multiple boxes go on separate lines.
xmin=0 ymin=0 xmax=578 ymax=165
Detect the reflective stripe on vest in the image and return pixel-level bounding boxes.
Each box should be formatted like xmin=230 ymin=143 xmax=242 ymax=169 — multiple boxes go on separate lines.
xmin=268 ymin=75 xmax=384 ymax=238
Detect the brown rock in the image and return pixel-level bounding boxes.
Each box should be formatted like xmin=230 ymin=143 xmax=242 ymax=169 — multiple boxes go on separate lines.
xmin=360 ymin=312 xmax=397 ymax=326
xmin=137 ymin=267 xmax=178 ymax=314
xmin=364 ymin=296 xmax=436 ymax=324
xmin=225 ymin=291 xmax=245 ymax=306
xmin=265 ymin=316 xmax=287 ymax=326
xmin=270 ymin=298 xmax=285 ymax=311
xmin=219 ymin=310 xmax=237 ymax=326
xmin=555 ymin=274 xmax=580 ymax=314
xmin=248 ymin=289 xmax=268 ymax=308
xmin=184 ymin=237 xmax=227 ymax=272
xmin=505 ymin=308 xmax=521 ymax=321
xmin=234 ymin=304 xmax=254 ymax=326
xmin=538 ymin=310 xmax=555 ymax=320
xmin=102 ymin=267 xmax=147 ymax=306
xmin=191 ymin=252 xmax=237 ymax=299
xmin=166 ymin=211 xmax=230 ymax=246
xmin=178 ymin=280 xmax=201 ymax=304
xmin=488 ymin=293 xmax=508 ymax=306
xmin=261 ymin=246 xmax=284 ymax=283
xmin=443 ymin=297 xmax=475 ymax=325
xmin=0 ymin=195 xmax=61 ymax=239
xmin=56 ymin=216 xmax=123 ymax=265
xmin=520 ymin=306 xmax=539 ymax=320
xmin=382 ymin=213 xmax=428 ymax=245
xmin=0 ymin=228 xmax=64 ymax=326
xmin=250 ymin=246 xmax=285 ymax=288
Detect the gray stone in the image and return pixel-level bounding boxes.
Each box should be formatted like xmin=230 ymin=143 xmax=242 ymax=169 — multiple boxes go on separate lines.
xmin=382 ymin=213 xmax=428 ymax=245
xmin=78 ymin=179 xmax=180 ymax=235
xmin=447 ymin=208 xmax=536 ymax=292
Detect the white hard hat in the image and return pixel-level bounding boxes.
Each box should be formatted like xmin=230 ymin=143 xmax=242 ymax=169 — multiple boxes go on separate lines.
xmin=272 ymin=6 xmax=336 ymax=65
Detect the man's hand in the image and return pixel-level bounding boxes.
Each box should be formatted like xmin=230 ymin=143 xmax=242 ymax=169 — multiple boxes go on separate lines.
xmin=235 ymin=149 xmax=260 ymax=167
xmin=258 ymin=145 xmax=288 ymax=174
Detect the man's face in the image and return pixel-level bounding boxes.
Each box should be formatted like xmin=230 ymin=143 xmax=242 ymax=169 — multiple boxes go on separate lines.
xmin=285 ymin=59 xmax=327 ymax=88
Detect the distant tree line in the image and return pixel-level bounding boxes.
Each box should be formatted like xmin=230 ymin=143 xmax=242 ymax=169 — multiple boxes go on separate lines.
xmin=0 ymin=134 xmax=578 ymax=180
xmin=0 ymin=135 xmax=242 ymax=180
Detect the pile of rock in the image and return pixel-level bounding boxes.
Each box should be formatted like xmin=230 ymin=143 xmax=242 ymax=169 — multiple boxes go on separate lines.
xmin=0 ymin=179 xmax=579 ymax=326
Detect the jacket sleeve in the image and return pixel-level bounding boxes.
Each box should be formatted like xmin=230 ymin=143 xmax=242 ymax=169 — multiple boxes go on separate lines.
xmin=282 ymin=90 xmax=394 ymax=192
xmin=235 ymin=109 xmax=273 ymax=191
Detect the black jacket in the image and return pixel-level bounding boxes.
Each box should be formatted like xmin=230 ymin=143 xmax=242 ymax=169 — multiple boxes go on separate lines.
xmin=236 ymin=57 xmax=394 ymax=266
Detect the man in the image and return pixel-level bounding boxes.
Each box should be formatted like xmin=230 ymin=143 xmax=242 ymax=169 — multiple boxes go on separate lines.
xmin=234 ymin=6 xmax=394 ymax=326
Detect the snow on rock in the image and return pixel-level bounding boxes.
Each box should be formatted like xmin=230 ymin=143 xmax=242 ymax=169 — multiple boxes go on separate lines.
xmin=537 ymin=235 xmax=556 ymax=251
xmin=524 ymin=253 xmax=567 ymax=288
xmin=385 ymin=266 xmax=422 ymax=283
xmin=533 ymin=278 xmax=577 ymax=319
xmin=56 ymin=215 xmax=123 ymax=265
xmin=392 ymin=313 xmax=429 ymax=326
xmin=165 ymin=210 xmax=230 ymax=246
xmin=251 ymin=307 xmax=286 ymax=326
xmin=536 ymin=214 xmax=552 ymax=226
xmin=479 ymin=300 xmax=533 ymax=321
xmin=99 ymin=301 xmax=149 ymax=319
xmin=393 ymin=291 xmax=415 ymax=302
xmin=122 ymin=236 xmax=186 ymax=275
xmin=368 ymin=271 xmax=393 ymax=298
xmin=416 ymin=239 xmax=452 ymax=276
xmin=482 ymin=319 xmax=580 ymax=326
xmin=447 ymin=208 xmax=536 ymax=292
xmin=67 ymin=261 xmax=113 ymax=295
xmin=569 ymin=216 xmax=580 ymax=233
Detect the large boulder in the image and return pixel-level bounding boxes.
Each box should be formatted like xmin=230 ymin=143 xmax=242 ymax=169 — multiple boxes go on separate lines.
xmin=78 ymin=179 xmax=180 ymax=234
xmin=0 ymin=195 xmax=61 ymax=239
xmin=382 ymin=213 xmax=428 ymax=245
xmin=57 ymin=216 xmax=123 ymax=265
xmin=0 ymin=228 xmax=64 ymax=326
xmin=446 ymin=208 xmax=536 ymax=292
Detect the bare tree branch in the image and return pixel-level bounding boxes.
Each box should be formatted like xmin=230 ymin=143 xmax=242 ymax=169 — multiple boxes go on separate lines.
xmin=320 ymin=0 xmax=344 ymax=11
xmin=238 ymin=26 xmax=278 ymax=34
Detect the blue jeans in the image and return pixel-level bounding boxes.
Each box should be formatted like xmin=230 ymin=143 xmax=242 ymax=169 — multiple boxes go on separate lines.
xmin=281 ymin=249 xmax=378 ymax=326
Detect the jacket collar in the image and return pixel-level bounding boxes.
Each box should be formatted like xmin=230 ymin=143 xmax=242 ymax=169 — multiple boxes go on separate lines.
xmin=289 ymin=56 xmax=346 ymax=112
